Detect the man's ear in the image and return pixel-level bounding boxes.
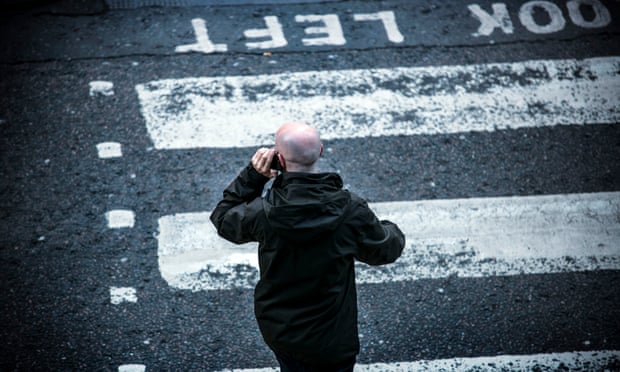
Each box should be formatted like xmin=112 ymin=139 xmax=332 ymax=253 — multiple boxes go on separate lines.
xmin=277 ymin=152 xmax=286 ymax=171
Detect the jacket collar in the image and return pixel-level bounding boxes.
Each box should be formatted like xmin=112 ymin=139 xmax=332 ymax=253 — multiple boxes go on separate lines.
xmin=275 ymin=172 xmax=344 ymax=189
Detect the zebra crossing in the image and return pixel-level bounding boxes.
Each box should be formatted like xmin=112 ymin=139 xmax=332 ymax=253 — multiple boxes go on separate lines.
xmin=136 ymin=56 xmax=620 ymax=149
xmin=126 ymin=54 xmax=620 ymax=370
xmin=216 ymin=350 xmax=620 ymax=371
xmin=157 ymin=192 xmax=620 ymax=291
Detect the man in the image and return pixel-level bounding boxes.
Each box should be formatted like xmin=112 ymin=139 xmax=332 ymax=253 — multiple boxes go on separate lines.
xmin=210 ymin=122 xmax=405 ymax=371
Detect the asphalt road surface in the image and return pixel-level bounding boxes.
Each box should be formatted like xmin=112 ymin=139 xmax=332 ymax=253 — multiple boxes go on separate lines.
xmin=1 ymin=0 xmax=620 ymax=370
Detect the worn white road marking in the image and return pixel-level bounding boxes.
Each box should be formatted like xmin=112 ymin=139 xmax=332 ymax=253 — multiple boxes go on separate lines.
xmin=216 ymin=350 xmax=620 ymax=372
xmin=353 ymin=11 xmax=404 ymax=43
xmin=470 ymin=0 xmax=612 ymax=37
xmin=136 ymin=56 xmax=620 ymax=149
xmin=567 ymin=0 xmax=612 ymax=28
xmin=175 ymin=18 xmax=228 ymax=54
xmin=106 ymin=210 xmax=135 ymax=229
xmin=89 ymin=81 xmax=114 ymax=96
xmin=157 ymin=192 xmax=620 ymax=291
xmin=469 ymin=4 xmax=514 ymax=37
xmin=295 ymin=14 xmax=346 ymax=46
xmin=245 ymin=16 xmax=287 ymax=50
xmin=96 ymin=142 xmax=123 ymax=159
xmin=519 ymin=1 xmax=566 ymax=34
xmin=110 ymin=287 xmax=137 ymax=304
xmin=118 ymin=364 xmax=145 ymax=372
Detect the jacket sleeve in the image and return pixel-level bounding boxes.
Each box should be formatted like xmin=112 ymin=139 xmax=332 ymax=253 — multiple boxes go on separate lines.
xmin=351 ymin=200 xmax=405 ymax=265
xmin=210 ymin=163 xmax=270 ymax=244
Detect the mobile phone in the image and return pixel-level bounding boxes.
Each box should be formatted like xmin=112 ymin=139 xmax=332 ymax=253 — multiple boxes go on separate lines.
xmin=270 ymin=153 xmax=281 ymax=170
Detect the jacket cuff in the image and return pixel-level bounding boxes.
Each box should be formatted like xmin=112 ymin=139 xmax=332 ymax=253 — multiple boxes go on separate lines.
xmin=242 ymin=162 xmax=271 ymax=186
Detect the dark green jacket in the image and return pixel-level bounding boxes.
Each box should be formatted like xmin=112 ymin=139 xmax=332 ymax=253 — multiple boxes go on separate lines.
xmin=210 ymin=164 xmax=405 ymax=365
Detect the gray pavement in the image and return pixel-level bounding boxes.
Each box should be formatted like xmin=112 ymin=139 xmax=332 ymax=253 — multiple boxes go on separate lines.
xmin=1 ymin=0 xmax=620 ymax=370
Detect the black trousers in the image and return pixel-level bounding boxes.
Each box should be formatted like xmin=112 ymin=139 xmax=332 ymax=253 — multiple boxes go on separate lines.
xmin=274 ymin=351 xmax=356 ymax=372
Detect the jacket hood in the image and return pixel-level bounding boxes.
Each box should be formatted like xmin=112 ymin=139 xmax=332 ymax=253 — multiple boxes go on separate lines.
xmin=263 ymin=172 xmax=350 ymax=241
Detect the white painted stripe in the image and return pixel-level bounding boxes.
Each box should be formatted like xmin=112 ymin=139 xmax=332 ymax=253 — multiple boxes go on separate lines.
xmin=353 ymin=11 xmax=404 ymax=43
xmin=157 ymin=192 xmax=620 ymax=291
xmin=110 ymin=287 xmax=137 ymax=304
xmin=97 ymin=142 xmax=123 ymax=159
xmin=89 ymin=81 xmax=114 ymax=96
xmin=118 ymin=364 xmax=146 ymax=372
xmin=106 ymin=210 xmax=136 ymax=229
xmin=216 ymin=350 xmax=620 ymax=372
xmin=135 ymin=56 xmax=620 ymax=149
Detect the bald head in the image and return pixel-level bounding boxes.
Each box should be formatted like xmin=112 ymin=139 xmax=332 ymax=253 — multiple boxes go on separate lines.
xmin=275 ymin=122 xmax=323 ymax=172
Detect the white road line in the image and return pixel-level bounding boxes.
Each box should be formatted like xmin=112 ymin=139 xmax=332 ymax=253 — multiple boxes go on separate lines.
xmin=118 ymin=364 xmax=145 ymax=372
xmin=110 ymin=287 xmax=137 ymax=304
xmin=157 ymin=192 xmax=620 ymax=291
xmin=89 ymin=81 xmax=115 ymax=97
xmin=96 ymin=142 xmax=123 ymax=159
xmin=106 ymin=210 xmax=136 ymax=229
xmin=216 ymin=350 xmax=620 ymax=372
xmin=135 ymin=56 xmax=620 ymax=149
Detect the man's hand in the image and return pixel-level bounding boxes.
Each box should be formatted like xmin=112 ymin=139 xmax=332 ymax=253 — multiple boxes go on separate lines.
xmin=252 ymin=148 xmax=278 ymax=178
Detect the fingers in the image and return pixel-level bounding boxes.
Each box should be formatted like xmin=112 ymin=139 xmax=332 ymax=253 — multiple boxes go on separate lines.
xmin=252 ymin=147 xmax=273 ymax=169
xmin=251 ymin=147 xmax=275 ymax=178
